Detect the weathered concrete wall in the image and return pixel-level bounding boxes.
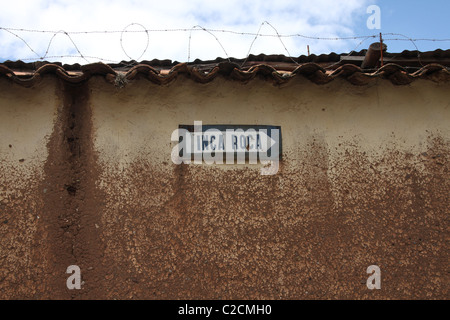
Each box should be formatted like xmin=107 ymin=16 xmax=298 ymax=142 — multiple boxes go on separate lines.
xmin=0 ymin=74 xmax=448 ymax=299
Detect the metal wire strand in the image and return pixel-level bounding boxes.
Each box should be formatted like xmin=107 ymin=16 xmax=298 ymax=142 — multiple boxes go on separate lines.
xmin=1 ymin=25 xmax=449 ymax=65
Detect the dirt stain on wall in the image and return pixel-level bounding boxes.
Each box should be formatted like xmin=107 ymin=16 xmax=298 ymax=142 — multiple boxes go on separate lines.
xmin=36 ymin=80 xmax=106 ymax=299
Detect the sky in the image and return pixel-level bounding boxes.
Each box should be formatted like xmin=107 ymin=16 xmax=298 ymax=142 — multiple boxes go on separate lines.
xmin=0 ymin=0 xmax=449 ymax=64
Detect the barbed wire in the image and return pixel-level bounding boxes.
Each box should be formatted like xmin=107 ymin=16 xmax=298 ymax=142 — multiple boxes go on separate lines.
xmin=241 ymin=21 xmax=300 ymax=68
xmin=120 ymin=23 xmax=149 ymax=62
xmin=0 ymin=24 xmax=449 ymax=66
xmin=188 ymin=25 xmax=230 ymax=63
xmin=45 ymin=30 xmax=90 ymax=63
xmin=3 ymin=26 xmax=450 ymax=41
xmin=382 ymin=33 xmax=424 ymax=67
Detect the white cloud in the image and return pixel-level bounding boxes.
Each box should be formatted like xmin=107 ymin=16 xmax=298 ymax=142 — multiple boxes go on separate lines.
xmin=0 ymin=0 xmax=376 ymax=64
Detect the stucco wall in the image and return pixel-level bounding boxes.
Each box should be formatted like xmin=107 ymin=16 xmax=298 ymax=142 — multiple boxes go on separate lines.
xmin=0 ymin=74 xmax=448 ymax=299
xmin=0 ymin=78 xmax=59 ymax=298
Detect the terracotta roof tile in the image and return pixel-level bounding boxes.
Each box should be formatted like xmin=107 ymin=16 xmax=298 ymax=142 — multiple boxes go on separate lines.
xmin=1 ymin=50 xmax=450 ymax=87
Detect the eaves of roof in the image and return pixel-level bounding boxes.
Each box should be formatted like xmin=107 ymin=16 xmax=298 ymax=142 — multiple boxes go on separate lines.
xmin=1 ymin=49 xmax=449 ymax=87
